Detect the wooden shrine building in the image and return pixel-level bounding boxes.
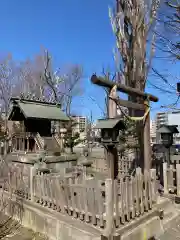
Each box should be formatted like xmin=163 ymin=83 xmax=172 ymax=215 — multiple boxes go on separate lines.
xmin=8 ymin=97 xmax=69 ymax=152
xmin=8 ymin=98 xmax=69 ymax=136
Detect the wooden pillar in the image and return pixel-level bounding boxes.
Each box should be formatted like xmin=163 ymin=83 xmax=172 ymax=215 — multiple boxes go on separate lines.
xmin=22 ymin=137 xmax=25 ymax=151
xmin=143 ymin=99 xmax=151 ymax=172
xmin=103 ymin=86 xmax=118 ymax=238
xmin=15 ymin=138 xmax=17 ymax=151
xmin=107 ymin=85 xmax=118 ymax=179
xmin=27 ymin=137 xmax=29 ymax=152
xmin=34 ymin=139 xmax=36 ymax=152
xmin=107 ymin=147 xmax=119 ymax=179
xmin=20 ymin=137 xmax=22 ymax=151
xmin=109 ymin=86 xmax=117 ymax=119
xmin=60 ymin=133 xmax=64 ymax=152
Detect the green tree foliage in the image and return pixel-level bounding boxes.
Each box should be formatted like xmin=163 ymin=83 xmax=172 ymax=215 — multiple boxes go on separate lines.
xmin=118 ymin=115 xmax=139 ymax=154
xmin=64 ymin=132 xmax=81 ymax=153
xmin=64 ymin=119 xmax=82 ymax=153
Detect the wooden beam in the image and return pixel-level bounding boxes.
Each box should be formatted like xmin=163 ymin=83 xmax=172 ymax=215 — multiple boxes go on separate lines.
xmin=109 ymin=96 xmax=145 ymax=110
xmin=91 ymin=74 xmax=158 ymax=102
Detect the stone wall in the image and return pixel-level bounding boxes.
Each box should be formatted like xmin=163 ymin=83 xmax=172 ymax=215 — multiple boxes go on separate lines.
xmin=10 ymin=161 xmax=77 ymax=177
xmin=2 ymin=191 xmax=101 ymax=240
xmin=1 ymin=190 xmax=170 ymax=240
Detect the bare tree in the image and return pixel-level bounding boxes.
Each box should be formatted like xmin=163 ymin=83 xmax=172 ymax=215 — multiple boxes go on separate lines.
xmin=108 ymin=0 xmax=160 ymax=165
xmin=145 ymin=1 xmax=180 ymax=107
xmin=109 ymin=0 xmax=160 ymax=92
xmin=17 ymin=56 xmax=45 ymax=100
xmin=42 ymin=50 xmax=83 ymax=115
xmin=16 ymin=49 xmax=83 ymax=116
xmin=154 ymin=0 xmax=179 ymax=61
xmin=0 ymin=54 xmax=22 ymax=153
xmin=0 ymin=54 xmax=17 ymax=117
xmin=41 ymin=50 xmax=84 ymax=153
xmin=0 ymin=53 xmax=45 ymax=116
xmin=164 ymin=0 xmax=180 ymax=59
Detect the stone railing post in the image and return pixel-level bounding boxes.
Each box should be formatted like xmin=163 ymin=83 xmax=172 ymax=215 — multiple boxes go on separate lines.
xmin=30 ymin=166 xmax=35 ymax=201
xmin=176 ymin=164 xmax=180 ymax=197
xmin=103 ymin=178 xmax=114 ymax=238
xmin=150 ymin=168 xmax=157 ymax=202
xmin=163 ymin=162 xmax=168 ymax=194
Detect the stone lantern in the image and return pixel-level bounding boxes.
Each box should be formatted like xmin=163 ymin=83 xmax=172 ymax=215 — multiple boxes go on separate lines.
xmin=60 ymin=128 xmax=67 ymax=152
xmin=157 ymin=125 xmax=179 ymax=164
xmin=95 ymin=118 xmax=125 ymax=147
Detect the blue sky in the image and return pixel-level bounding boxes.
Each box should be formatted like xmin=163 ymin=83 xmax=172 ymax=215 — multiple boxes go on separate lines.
xmin=0 ymin=0 xmax=179 ymax=121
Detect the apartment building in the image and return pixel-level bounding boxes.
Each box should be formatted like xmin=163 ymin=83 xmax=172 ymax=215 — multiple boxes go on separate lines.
xmin=167 ymin=111 xmax=180 ymax=144
xmin=155 ymin=111 xmax=180 ymax=144
xmin=156 ymin=112 xmax=168 ymax=129
xmin=71 ymin=115 xmax=87 ymax=134
xmin=150 ymin=120 xmax=156 ymax=145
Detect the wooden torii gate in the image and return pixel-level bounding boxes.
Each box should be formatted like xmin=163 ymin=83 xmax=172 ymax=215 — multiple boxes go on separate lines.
xmin=91 ymin=74 xmax=158 ymax=176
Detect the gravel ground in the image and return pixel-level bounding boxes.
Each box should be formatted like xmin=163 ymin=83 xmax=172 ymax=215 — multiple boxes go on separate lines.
xmin=3 ymin=227 xmax=47 ymax=240
xmin=158 ymin=216 xmax=180 ymax=240
xmin=0 ymin=214 xmax=47 ymax=240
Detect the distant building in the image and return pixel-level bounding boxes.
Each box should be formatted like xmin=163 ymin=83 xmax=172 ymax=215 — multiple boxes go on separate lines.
xmin=167 ymin=111 xmax=180 ymax=144
xmin=156 ymin=112 xmax=168 ymax=143
xmin=150 ymin=120 xmax=156 ymax=145
xmin=71 ymin=116 xmax=87 ymax=134
xmin=91 ymin=123 xmax=101 ymax=139
xmin=155 ymin=111 xmax=180 ymax=144
xmin=156 ymin=112 xmax=168 ymax=129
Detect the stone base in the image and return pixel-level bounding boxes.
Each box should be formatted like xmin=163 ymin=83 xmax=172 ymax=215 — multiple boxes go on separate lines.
xmin=2 ymin=191 xmax=101 ymax=240
xmin=2 ymin=191 xmax=178 ymax=240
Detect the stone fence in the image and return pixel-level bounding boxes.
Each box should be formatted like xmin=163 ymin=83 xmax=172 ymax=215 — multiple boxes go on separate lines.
xmin=1 ymin=164 xmax=157 ymax=232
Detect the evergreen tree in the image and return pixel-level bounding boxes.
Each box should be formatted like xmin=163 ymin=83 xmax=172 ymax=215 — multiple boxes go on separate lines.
xmin=64 ymin=118 xmax=82 ymax=153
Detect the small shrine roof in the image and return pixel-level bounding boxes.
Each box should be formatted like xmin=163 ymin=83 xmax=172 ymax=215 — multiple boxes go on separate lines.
xmin=8 ymin=98 xmax=69 ymax=121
